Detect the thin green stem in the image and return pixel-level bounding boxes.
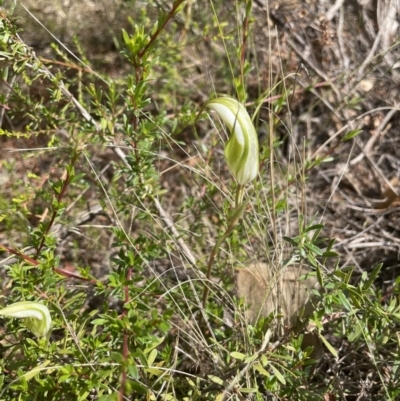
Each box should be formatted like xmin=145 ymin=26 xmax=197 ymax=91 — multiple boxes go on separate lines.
xmin=202 ymin=234 xmax=226 ymax=308
xmin=235 ymin=184 xmax=244 ymax=208
xmin=202 ymin=186 xmax=249 ymax=308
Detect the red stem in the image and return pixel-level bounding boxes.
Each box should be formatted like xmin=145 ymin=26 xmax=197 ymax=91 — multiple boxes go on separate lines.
xmin=138 ymin=0 xmax=186 ymax=59
xmin=119 ymin=267 xmax=132 ymax=401
xmin=119 ymin=3 xmax=185 ymax=397
xmin=35 ymin=153 xmax=79 ymax=257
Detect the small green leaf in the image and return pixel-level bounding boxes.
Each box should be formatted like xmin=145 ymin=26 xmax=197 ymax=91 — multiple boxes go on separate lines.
xmin=322 ymin=251 xmax=339 ymax=258
xmin=144 ymin=367 xmax=163 ymax=376
xmin=267 ymin=353 xmax=292 ymax=361
xmin=58 ymin=374 xmax=71 ymax=383
xmin=91 ymin=318 xmax=107 ymax=325
xmin=316 ymin=265 xmax=324 ymax=287
xmin=128 ymin=363 xmax=138 ymax=380
xmin=362 ymin=263 xmax=382 ymax=290
xmin=98 ymin=395 xmax=118 ymax=401
xmin=337 ymin=290 xmax=352 ymax=311
xmin=341 ymin=129 xmax=362 ymax=142
xmin=283 ymin=236 xmax=298 ymax=246
xmin=23 ymin=361 xmax=51 ymax=381
xmin=208 ymin=375 xmax=224 ymax=385
xmin=230 ymin=351 xmax=246 ymax=360
xmin=130 ymin=382 xmax=148 ymax=394
xmin=239 ymin=387 xmax=257 ymax=393
xmin=144 ymin=336 xmax=165 ymax=354
xmin=111 ymin=352 xmax=124 ymax=363
xmin=319 ymin=334 xmax=338 ymax=357
xmin=304 ymin=243 xmax=323 ymax=255
xmin=147 ymin=349 xmax=157 ymax=366
xmin=253 ymin=363 xmax=269 ymax=376
xmin=304 ymin=224 xmax=324 ymax=233
xmin=122 ymin=29 xmax=130 ymax=45
xmin=270 ymin=364 xmax=286 ymax=385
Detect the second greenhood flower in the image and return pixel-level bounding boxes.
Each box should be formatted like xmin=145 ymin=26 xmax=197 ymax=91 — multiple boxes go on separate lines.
xmin=207 ymin=96 xmax=259 ymax=186
xmin=0 ymin=301 xmax=52 ymax=338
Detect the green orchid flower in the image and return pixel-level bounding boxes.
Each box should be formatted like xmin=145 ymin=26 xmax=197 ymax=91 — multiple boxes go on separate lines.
xmin=0 ymin=301 xmax=52 ymax=338
xmin=207 ymin=96 xmax=259 ymax=186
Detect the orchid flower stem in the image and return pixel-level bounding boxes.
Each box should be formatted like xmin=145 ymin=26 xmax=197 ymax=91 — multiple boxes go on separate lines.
xmin=202 ymin=195 xmax=249 ymax=309
xmin=235 ymin=184 xmax=244 ymax=209
xmin=202 ymin=235 xmax=225 ymax=308
xmin=202 ymin=96 xmax=258 ymax=311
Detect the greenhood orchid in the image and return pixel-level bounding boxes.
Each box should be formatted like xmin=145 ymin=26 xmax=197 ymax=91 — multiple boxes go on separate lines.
xmin=0 ymin=301 xmax=52 ymax=338
xmin=207 ymin=96 xmax=259 ymax=186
